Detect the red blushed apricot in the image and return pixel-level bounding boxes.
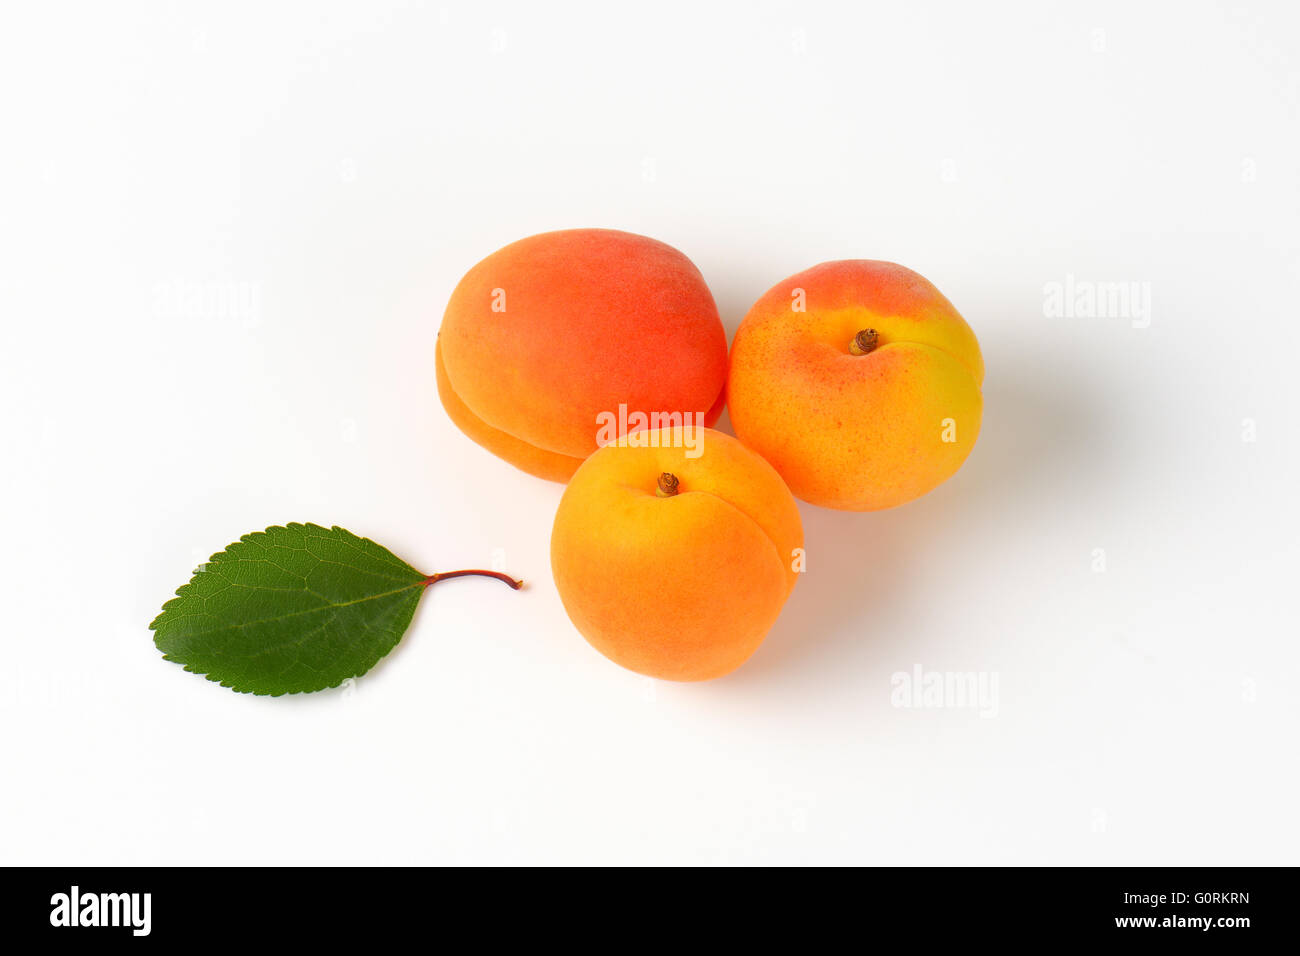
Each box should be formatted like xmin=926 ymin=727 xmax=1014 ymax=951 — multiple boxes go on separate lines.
xmin=437 ymin=229 xmax=727 ymax=480
xmin=727 ymin=260 xmax=984 ymax=511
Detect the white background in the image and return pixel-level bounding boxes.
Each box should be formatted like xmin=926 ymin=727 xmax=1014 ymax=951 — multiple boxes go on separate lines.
xmin=2 ymin=0 xmax=1297 ymax=865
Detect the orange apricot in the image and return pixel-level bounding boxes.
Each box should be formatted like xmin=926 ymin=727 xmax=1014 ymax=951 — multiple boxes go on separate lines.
xmin=727 ymin=260 xmax=984 ymax=511
xmin=550 ymin=426 xmax=803 ymax=681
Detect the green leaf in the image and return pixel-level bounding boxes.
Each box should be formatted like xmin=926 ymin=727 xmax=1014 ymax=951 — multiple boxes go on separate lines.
xmin=151 ymin=523 xmax=430 ymax=696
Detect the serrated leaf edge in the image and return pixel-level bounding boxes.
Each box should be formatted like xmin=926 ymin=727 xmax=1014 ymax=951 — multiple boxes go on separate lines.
xmin=150 ymin=522 xmax=428 ymax=697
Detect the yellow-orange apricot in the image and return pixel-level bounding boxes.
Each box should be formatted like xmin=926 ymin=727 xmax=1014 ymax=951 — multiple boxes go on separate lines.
xmin=727 ymin=260 xmax=984 ymax=511
xmin=437 ymin=229 xmax=727 ymax=481
xmin=550 ymin=426 xmax=803 ymax=681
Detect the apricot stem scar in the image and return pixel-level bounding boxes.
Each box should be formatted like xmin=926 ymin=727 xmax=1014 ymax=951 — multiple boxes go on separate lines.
xmin=656 ymin=472 xmax=680 ymax=497
xmin=849 ymin=328 xmax=879 ymax=355
xmin=423 ymin=569 xmax=523 ymax=590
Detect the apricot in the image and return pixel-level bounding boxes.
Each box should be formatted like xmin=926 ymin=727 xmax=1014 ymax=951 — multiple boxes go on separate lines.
xmin=550 ymin=426 xmax=803 ymax=681
xmin=437 ymin=229 xmax=727 ymax=481
xmin=727 ymin=260 xmax=984 ymax=511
